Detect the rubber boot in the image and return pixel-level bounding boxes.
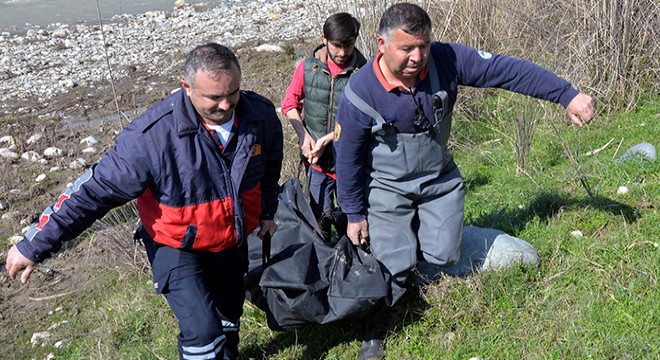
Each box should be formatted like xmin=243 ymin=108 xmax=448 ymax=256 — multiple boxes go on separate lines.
xmin=358 ymin=305 xmax=387 ymax=360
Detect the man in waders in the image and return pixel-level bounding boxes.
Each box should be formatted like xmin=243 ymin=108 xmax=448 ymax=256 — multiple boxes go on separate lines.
xmin=281 ymin=12 xmax=367 ymax=241
xmin=333 ymin=3 xmax=595 ymax=359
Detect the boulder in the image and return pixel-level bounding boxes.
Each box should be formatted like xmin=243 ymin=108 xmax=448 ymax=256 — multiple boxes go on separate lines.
xmin=617 ymin=142 xmax=656 ymax=163
xmin=414 ymin=226 xmax=540 ymax=282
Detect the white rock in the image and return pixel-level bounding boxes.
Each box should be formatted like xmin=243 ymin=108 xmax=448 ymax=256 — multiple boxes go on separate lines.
xmin=617 ymin=142 xmax=657 ymax=163
xmin=30 ymin=331 xmax=51 ymax=347
xmin=617 ymin=186 xmax=629 ymax=195
xmin=414 ymin=226 xmax=540 ymax=281
xmin=570 ymin=230 xmax=583 ymax=238
xmin=254 ymin=44 xmax=285 ymax=52
xmin=43 ymin=147 xmax=63 ymax=158
xmin=35 ymin=173 xmax=47 ymax=182
xmin=0 ymin=135 xmax=17 ymax=149
xmin=49 ymin=166 xmax=61 ymax=172
xmin=2 ymin=211 xmax=21 ymax=220
xmin=80 ymin=136 xmax=100 ymax=146
xmin=59 ymin=79 xmax=76 ymax=88
xmin=0 ymin=148 xmax=19 ymax=159
xmin=54 ymin=339 xmax=70 ymax=349
xmin=48 ymin=320 xmax=69 ymax=330
xmin=26 ymin=133 xmax=44 ymax=145
xmin=45 ymin=353 xmax=56 ymax=360
xmin=0 ymin=200 xmax=5 ymax=210
xmin=81 ymin=147 xmax=97 ymax=154
xmin=68 ymin=158 xmax=87 ymax=169
xmin=51 ymin=29 xmax=68 ymax=39
xmin=21 ymin=225 xmax=31 ymax=234
xmin=9 ymin=235 xmax=24 ymax=245
xmin=22 ymin=151 xmax=43 ymax=161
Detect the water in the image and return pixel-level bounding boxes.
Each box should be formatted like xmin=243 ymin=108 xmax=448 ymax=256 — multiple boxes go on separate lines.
xmin=0 ymin=0 xmax=223 ymax=34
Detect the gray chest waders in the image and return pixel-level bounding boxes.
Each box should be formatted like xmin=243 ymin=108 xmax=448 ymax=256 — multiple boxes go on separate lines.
xmin=343 ymin=61 xmax=465 ymax=303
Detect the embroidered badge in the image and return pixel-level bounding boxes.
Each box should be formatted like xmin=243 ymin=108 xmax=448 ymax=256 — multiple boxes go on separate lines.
xmin=334 ymin=123 xmax=341 ymax=142
xmin=251 ymin=144 xmax=261 ymax=156
xmin=478 ymin=50 xmax=493 ymax=60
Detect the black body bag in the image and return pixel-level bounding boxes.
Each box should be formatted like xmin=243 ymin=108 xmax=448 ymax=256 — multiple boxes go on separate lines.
xmin=244 ymin=178 xmax=391 ymax=331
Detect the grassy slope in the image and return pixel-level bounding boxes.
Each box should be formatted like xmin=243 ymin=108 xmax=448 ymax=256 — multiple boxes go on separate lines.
xmin=6 ymin=95 xmax=657 ymax=360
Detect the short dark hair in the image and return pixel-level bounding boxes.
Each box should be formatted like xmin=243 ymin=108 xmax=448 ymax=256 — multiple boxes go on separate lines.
xmin=323 ymin=12 xmax=360 ymax=44
xmin=183 ymin=43 xmax=240 ymax=83
xmin=378 ymin=2 xmax=432 ymax=40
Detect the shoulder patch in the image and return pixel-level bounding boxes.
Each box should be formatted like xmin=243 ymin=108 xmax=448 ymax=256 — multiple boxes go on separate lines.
xmin=334 ymin=122 xmax=341 ymax=142
xmin=478 ymin=50 xmax=493 ymax=60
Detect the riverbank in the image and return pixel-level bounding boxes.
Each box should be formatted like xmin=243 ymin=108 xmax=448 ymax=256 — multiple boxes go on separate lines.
xmin=0 ymin=0 xmax=336 ymax=119
xmin=0 ymin=0 xmax=335 ymax=240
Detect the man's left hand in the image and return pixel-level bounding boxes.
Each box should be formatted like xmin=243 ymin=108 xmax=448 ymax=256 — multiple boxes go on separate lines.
xmin=309 ymin=133 xmax=334 ymax=164
xmin=566 ymin=92 xmax=595 ymax=127
xmin=257 ymin=220 xmax=277 ymax=239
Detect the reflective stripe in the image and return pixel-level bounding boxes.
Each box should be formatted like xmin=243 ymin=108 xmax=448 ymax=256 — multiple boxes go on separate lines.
xmin=222 ymin=319 xmax=239 ymax=332
xmin=182 ymin=352 xmax=218 ymax=360
xmin=181 ymin=334 xmax=225 ymax=359
xmin=25 ymin=168 xmax=94 ymax=241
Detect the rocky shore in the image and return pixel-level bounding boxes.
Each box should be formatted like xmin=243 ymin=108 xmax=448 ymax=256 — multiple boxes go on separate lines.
xmin=0 ymin=0 xmax=337 ymax=115
xmin=0 ymin=0 xmax=341 ymax=239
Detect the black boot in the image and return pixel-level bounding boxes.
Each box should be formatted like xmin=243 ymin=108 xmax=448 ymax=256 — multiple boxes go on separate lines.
xmin=358 ymin=305 xmax=387 ymax=360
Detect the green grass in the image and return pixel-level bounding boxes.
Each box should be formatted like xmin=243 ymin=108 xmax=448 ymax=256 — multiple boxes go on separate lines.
xmin=6 ymin=95 xmax=657 ymax=360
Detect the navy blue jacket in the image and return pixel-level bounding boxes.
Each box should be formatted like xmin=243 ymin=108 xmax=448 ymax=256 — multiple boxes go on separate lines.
xmin=18 ymin=88 xmax=283 ymax=262
xmin=335 ymin=42 xmax=580 ymax=222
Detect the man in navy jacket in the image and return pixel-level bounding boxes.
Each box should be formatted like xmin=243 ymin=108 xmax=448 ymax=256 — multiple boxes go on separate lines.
xmin=6 ymin=43 xmax=283 ymax=359
xmin=333 ymin=3 xmax=595 ymax=359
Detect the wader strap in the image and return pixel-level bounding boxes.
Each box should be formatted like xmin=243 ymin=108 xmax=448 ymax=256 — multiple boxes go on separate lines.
xmin=343 ymin=82 xmax=390 ymax=134
xmin=428 ymin=54 xmax=439 ymax=94
xmin=343 ymin=56 xmax=443 ymax=133
xmin=428 ymin=55 xmax=450 ymax=120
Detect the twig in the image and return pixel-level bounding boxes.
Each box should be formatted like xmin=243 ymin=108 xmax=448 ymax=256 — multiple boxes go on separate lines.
xmin=584 ymin=138 xmax=615 ymax=156
xmin=515 ymin=165 xmax=541 ymax=188
xmin=147 ymin=347 xmax=168 ymax=360
xmin=95 ymin=0 xmax=127 ymax=127
xmin=548 ymin=119 xmax=595 ymax=199
xmin=612 ymin=138 xmax=625 ymax=160
xmin=29 ymin=290 xmax=77 ymax=301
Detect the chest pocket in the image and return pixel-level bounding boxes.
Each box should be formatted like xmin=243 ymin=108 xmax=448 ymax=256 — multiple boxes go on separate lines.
xmin=240 ymin=145 xmax=265 ymax=193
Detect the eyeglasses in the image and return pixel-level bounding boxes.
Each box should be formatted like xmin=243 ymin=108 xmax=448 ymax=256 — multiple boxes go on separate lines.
xmin=411 ymin=93 xmax=432 ymax=133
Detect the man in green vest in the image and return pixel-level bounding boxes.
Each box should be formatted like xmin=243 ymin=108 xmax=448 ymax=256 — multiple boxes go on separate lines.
xmin=281 ymin=12 xmax=367 ymax=241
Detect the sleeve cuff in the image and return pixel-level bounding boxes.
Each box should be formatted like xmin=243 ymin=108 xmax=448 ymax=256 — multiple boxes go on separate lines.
xmin=558 ymin=87 xmax=580 ymax=108
xmin=347 ymin=213 xmax=366 ymax=223
xmin=16 ymin=239 xmax=42 ymax=263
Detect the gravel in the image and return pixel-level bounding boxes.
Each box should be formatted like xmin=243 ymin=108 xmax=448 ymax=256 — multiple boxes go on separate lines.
xmin=0 ymin=0 xmax=337 ymax=115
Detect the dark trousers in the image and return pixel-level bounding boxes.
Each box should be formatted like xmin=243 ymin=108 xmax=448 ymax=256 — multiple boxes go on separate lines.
xmin=309 ymin=167 xmax=346 ymax=241
xmin=143 ymin=237 xmax=248 ymax=360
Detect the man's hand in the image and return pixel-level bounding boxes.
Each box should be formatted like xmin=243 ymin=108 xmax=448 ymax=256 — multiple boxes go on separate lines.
xmin=308 ymin=132 xmax=333 ymax=164
xmin=566 ymin=92 xmax=595 ymax=127
xmin=347 ymin=219 xmax=369 ymax=246
xmin=5 ymin=245 xmax=37 ymax=284
xmin=257 ymin=219 xmax=277 ymax=239
xmin=299 ymin=132 xmax=316 ymax=162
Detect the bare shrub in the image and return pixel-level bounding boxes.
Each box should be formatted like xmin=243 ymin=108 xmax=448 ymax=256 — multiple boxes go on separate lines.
xmin=90 ymin=201 xmax=149 ymax=271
